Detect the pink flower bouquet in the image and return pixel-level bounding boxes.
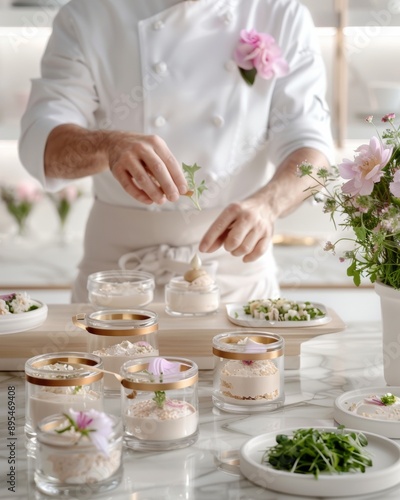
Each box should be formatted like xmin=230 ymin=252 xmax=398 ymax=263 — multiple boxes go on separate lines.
xmin=298 ymin=113 xmax=400 ymax=289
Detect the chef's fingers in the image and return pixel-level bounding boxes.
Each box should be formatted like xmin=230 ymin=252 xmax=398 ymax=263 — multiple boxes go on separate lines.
xmin=230 ymin=229 xmax=259 ymax=258
xmin=140 ymin=149 xmax=184 ymax=203
xmin=199 ymin=209 xmax=237 ymax=253
xmin=242 ymin=236 xmax=270 ymax=262
xmin=115 ymin=167 xmax=159 ymax=205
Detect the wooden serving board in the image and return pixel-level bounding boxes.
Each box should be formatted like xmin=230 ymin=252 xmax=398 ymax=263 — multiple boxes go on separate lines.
xmin=0 ymin=303 xmax=346 ymax=371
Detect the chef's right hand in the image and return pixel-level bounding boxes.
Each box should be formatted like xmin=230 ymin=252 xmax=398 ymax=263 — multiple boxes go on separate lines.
xmin=108 ymin=132 xmax=188 ymax=205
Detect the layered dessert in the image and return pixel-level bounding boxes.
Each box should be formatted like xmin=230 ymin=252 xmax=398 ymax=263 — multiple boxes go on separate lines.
xmin=29 ymin=386 xmax=103 ymax=429
xmin=93 ymin=340 xmax=159 ymax=391
xmin=87 ymin=270 xmax=155 ymax=309
xmin=124 ymin=399 xmax=198 ymax=441
xmin=219 ymin=359 xmax=280 ymax=401
xmin=165 ymin=254 xmax=219 ymax=315
xmin=27 ymin=362 xmax=103 ymax=433
xmin=36 ymin=413 xmax=122 ymax=487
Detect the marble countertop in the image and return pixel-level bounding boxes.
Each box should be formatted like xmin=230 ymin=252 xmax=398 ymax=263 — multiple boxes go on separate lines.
xmin=1 ymin=321 xmax=400 ymax=499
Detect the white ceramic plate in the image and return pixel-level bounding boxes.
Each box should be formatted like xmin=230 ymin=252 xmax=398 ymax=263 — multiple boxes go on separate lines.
xmin=239 ymin=427 xmax=400 ymax=497
xmin=0 ymin=300 xmax=48 ymax=335
xmin=226 ymin=302 xmax=331 ymax=328
xmin=334 ymin=387 xmax=400 ymax=439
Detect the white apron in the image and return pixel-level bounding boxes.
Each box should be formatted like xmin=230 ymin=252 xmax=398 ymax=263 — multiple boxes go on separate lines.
xmin=71 ymin=199 xmax=280 ymax=303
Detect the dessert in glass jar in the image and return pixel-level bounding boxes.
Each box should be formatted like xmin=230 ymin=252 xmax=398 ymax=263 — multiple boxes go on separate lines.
xmin=73 ymin=308 xmax=159 ymax=395
xmin=212 ymin=331 xmax=285 ymax=413
xmin=34 ymin=409 xmax=123 ymax=497
xmin=121 ymin=356 xmax=199 ymax=451
xmin=25 ymin=352 xmax=104 ymax=442
xmin=87 ymin=270 xmax=155 ymax=310
xmin=165 ymin=254 xmax=219 ymax=316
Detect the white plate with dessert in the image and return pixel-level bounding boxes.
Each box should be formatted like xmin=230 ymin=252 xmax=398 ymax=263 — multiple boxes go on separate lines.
xmin=0 ymin=292 xmax=48 ymax=335
xmin=334 ymin=387 xmax=400 ymax=438
xmin=239 ymin=426 xmax=400 ymax=497
xmin=226 ymin=298 xmax=331 ymax=328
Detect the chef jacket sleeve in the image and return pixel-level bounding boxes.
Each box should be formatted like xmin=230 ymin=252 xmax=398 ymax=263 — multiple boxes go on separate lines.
xmin=18 ymin=7 xmax=98 ymax=191
xmin=267 ymin=5 xmax=335 ymax=167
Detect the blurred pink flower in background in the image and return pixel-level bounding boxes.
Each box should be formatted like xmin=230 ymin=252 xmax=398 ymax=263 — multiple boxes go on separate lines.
xmin=0 ymin=180 xmax=42 ymax=235
xmin=48 ymin=184 xmax=81 ymax=228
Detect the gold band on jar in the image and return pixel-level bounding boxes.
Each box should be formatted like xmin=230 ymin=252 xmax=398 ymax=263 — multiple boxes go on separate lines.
xmin=26 ymin=356 xmax=103 ymax=386
xmin=213 ymin=335 xmax=283 ymax=360
xmin=72 ymin=312 xmax=158 ymax=336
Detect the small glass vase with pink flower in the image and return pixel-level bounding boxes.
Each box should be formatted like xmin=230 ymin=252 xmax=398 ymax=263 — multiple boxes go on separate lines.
xmin=0 ymin=181 xmax=42 ymax=238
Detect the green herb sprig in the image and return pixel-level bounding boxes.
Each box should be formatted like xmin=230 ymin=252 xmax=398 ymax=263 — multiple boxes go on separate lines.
xmin=153 ymin=390 xmax=166 ymax=408
xmin=262 ymin=427 xmax=372 ymax=479
xmin=182 ymin=162 xmax=207 ymax=211
xmin=381 ymin=392 xmax=397 ymax=405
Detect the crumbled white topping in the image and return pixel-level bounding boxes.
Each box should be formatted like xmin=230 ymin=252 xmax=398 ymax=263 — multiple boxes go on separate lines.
xmin=93 ymin=340 xmax=156 ymax=356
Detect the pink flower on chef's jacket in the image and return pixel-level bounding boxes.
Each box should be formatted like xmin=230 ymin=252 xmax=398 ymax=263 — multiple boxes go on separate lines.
xmin=234 ymin=29 xmax=289 ymax=86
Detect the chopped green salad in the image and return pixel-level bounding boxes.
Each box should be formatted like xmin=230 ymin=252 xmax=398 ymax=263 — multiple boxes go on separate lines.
xmin=262 ymin=427 xmax=372 ymax=478
xmin=243 ymin=298 xmax=325 ymax=322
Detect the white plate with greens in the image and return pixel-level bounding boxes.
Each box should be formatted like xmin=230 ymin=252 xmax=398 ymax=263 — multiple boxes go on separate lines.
xmin=0 ymin=299 xmax=48 ymax=335
xmin=226 ymin=301 xmax=331 ymax=328
xmin=239 ymin=427 xmax=400 ymax=497
xmin=334 ymin=387 xmax=400 ymax=439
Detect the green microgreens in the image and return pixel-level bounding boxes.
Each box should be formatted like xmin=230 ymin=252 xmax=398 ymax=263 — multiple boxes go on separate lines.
xmin=381 ymin=393 xmax=397 ymax=405
xmin=262 ymin=427 xmax=372 ymax=479
xmin=153 ymin=390 xmax=166 ymax=408
xmin=182 ymin=162 xmax=207 ymax=211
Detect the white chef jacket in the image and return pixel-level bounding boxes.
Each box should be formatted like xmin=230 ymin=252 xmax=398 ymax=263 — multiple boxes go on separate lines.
xmin=18 ymin=0 xmax=334 ymax=302
xmin=19 ymin=0 xmax=333 ymax=209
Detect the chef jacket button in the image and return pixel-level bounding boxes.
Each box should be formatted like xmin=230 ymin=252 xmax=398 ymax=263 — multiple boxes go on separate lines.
xmin=154 ymin=61 xmax=168 ymax=75
xmin=223 ymin=11 xmax=234 ymax=24
xmin=224 ymin=59 xmax=236 ymax=72
xmin=212 ymin=115 xmax=225 ymax=128
xmin=152 ymin=20 xmax=165 ymax=30
xmin=154 ymin=116 xmax=166 ymax=128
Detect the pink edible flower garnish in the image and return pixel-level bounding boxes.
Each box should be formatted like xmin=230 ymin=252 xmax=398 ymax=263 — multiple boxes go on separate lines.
xmin=364 ymin=396 xmax=385 ymax=406
xmin=148 ymin=357 xmax=181 ymax=380
xmin=61 ymin=409 xmax=113 ymax=455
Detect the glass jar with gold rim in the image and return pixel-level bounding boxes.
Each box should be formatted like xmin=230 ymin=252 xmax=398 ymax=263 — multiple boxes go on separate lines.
xmin=25 ymin=352 xmax=104 ymax=441
xmin=212 ymin=331 xmax=285 ymax=413
xmin=73 ymin=309 xmax=159 ymax=395
xmin=120 ymin=356 xmax=199 ymax=451
xmin=34 ymin=412 xmax=123 ymax=497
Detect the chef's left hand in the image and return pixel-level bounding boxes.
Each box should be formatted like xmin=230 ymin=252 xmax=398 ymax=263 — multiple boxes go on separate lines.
xmin=198 ymin=197 xmax=274 ymax=262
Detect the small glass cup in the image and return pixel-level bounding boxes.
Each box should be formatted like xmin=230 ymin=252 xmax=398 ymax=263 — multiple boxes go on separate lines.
xmin=165 ymin=277 xmax=220 ymax=316
xmin=212 ymin=331 xmax=285 ymax=413
xmin=120 ymin=356 xmax=199 ymax=451
xmin=73 ymin=309 xmax=159 ymax=395
xmin=25 ymin=352 xmax=104 ymax=441
xmin=87 ymin=270 xmax=155 ymax=310
xmin=34 ymin=412 xmax=123 ymax=497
